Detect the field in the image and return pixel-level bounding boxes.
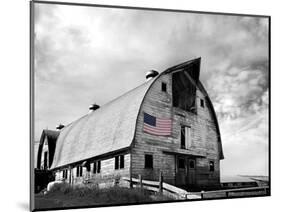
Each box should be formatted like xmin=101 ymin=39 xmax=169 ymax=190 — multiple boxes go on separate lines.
xmin=34 ymin=184 xmax=171 ymax=210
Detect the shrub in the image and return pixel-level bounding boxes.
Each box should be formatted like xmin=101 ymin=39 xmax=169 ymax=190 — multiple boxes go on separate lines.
xmin=48 ymin=182 xmax=72 ymax=194
xmin=43 ymin=183 xmax=171 ymax=206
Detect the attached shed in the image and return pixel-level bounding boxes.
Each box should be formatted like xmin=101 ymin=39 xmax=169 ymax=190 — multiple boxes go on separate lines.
xmin=45 ymin=57 xmax=223 ymax=190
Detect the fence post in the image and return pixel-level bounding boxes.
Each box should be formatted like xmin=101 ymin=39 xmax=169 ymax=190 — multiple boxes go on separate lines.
xmin=130 ymin=175 xmax=133 ymax=188
xmin=139 ymin=174 xmax=143 ymax=188
xmin=68 ymin=166 xmax=72 ymax=185
xmin=201 ymin=191 xmax=204 ymax=199
xmin=159 ymin=172 xmax=163 ymax=193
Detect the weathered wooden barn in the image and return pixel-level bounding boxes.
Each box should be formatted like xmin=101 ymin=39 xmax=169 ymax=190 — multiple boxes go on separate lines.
xmin=37 ymin=129 xmax=60 ymax=170
xmin=37 ymin=57 xmax=224 ymax=190
xmin=35 ymin=129 xmax=60 ymax=192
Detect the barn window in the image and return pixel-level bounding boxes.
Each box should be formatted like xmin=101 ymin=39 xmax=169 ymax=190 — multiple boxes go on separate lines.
xmin=85 ymin=162 xmax=91 ymax=172
xmin=178 ymin=158 xmax=185 ymax=169
xmin=144 ymin=154 xmax=153 ymax=169
xmin=63 ymin=170 xmax=68 ymax=179
xmin=115 ymin=155 xmax=125 ymax=170
xmin=200 ymin=99 xmax=205 ymax=108
xmin=181 ymin=126 xmax=191 ymax=149
xmin=161 ymin=82 xmax=167 ymax=92
xmin=43 ymin=152 xmax=48 ymax=169
xmin=93 ymin=162 xmax=97 ymax=174
xmin=97 ymin=161 xmax=101 ymax=173
xmin=189 ymin=160 xmax=195 ymax=169
xmin=93 ymin=161 xmax=101 ymax=174
xmin=76 ymin=166 xmax=83 ymax=177
xmin=120 ymin=155 xmax=125 ymax=169
xmin=209 ymin=161 xmax=215 ymax=172
xmin=115 ymin=156 xmax=119 ymax=169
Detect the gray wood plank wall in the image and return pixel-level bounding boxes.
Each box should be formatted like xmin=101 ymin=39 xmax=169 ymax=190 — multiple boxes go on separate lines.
xmin=132 ymin=73 xmax=221 ymax=187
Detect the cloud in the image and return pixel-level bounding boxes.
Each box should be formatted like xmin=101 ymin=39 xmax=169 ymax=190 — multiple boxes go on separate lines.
xmin=33 ymin=3 xmax=269 ymax=176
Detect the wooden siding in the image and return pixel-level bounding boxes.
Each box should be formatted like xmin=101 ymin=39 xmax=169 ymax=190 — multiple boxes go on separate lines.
xmin=55 ymin=153 xmax=131 ymax=184
xmin=132 ymin=73 xmax=221 ymax=188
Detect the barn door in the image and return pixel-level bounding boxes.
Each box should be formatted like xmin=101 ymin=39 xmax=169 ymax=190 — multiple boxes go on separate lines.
xmin=187 ymin=159 xmax=196 ymax=187
xmin=176 ymin=156 xmax=196 ymax=188
xmin=175 ymin=156 xmax=187 ymax=187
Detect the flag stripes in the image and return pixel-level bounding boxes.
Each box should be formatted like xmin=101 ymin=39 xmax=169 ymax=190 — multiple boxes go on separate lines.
xmin=143 ymin=112 xmax=172 ymax=136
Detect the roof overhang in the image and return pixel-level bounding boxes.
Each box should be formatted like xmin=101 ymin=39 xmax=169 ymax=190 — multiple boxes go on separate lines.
xmin=163 ymin=149 xmax=206 ymax=158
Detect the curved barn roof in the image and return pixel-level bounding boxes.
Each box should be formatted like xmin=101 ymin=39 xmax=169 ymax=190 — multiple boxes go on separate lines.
xmin=51 ymin=58 xmax=223 ymax=169
xmin=51 ymin=79 xmax=155 ymax=169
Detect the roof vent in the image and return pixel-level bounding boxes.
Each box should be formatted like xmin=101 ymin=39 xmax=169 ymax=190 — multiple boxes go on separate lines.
xmin=89 ymin=103 xmax=100 ymax=113
xmin=56 ymin=124 xmax=64 ymax=130
xmin=146 ymin=70 xmax=159 ymax=81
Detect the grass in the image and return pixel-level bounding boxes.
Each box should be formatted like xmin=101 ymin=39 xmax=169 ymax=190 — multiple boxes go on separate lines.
xmin=35 ymin=183 xmax=171 ymax=210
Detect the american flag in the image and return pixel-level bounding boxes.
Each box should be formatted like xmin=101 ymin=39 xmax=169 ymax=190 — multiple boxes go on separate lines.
xmin=143 ymin=112 xmax=172 ymax=136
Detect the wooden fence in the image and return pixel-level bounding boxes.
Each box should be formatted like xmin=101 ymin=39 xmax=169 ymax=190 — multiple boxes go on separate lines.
xmin=196 ymin=186 xmax=269 ymax=199
xmin=120 ymin=172 xmax=200 ymax=200
xmin=119 ymin=172 xmax=269 ymax=200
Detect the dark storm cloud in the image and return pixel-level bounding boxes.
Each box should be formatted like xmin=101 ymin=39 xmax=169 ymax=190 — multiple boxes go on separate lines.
xmin=34 ymin=4 xmax=269 ymax=175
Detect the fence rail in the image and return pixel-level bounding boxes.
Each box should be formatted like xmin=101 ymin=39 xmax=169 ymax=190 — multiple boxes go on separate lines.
xmin=121 ymin=172 xmax=199 ymax=200
xmin=196 ymin=186 xmax=269 ymax=199
xmin=120 ymin=172 xmax=269 ymax=200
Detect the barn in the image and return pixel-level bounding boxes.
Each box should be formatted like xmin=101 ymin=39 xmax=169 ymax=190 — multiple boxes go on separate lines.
xmin=37 ymin=57 xmax=224 ymax=190
xmin=37 ymin=129 xmax=60 ymax=170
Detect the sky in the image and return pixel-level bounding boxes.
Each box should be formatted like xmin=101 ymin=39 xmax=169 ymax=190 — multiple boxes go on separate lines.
xmin=33 ymin=3 xmax=269 ymax=176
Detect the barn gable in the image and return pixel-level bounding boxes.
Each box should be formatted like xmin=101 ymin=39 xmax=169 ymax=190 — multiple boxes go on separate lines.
xmin=37 ymin=130 xmax=59 ymax=169
xmin=130 ymin=57 xmax=224 ymax=188
xmin=133 ymin=58 xmax=223 ymax=159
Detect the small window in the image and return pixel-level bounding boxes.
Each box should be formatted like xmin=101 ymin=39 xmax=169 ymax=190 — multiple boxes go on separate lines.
xmin=180 ymin=126 xmax=186 ymax=149
xmin=144 ymin=154 xmax=153 ymax=169
xmin=86 ymin=163 xmax=91 ymax=172
xmin=92 ymin=161 xmax=101 ymax=174
xmin=189 ymin=160 xmax=195 ymax=169
xmin=97 ymin=161 xmax=101 ymax=173
xmin=115 ymin=156 xmax=119 ymax=170
xmin=181 ymin=126 xmax=191 ymax=149
xmin=43 ymin=152 xmax=48 ymax=169
xmin=200 ymin=99 xmax=205 ymax=108
xmin=209 ymin=161 xmax=214 ymax=172
xmin=120 ymin=155 xmax=124 ymax=169
xmin=161 ymin=82 xmax=167 ymax=92
xmin=178 ymin=158 xmax=185 ymax=169
xmin=80 ymin=167 xmax=83 ymax=176
xmin=62 ymin=170 xmax=68 ymax=179
xmin=115 ymin=155 xmax=125 ymax=170
xmin=76 ymin=166 xmax=83 ymax=177
xmin=93 ymin=162 xmax=97 ymax=174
